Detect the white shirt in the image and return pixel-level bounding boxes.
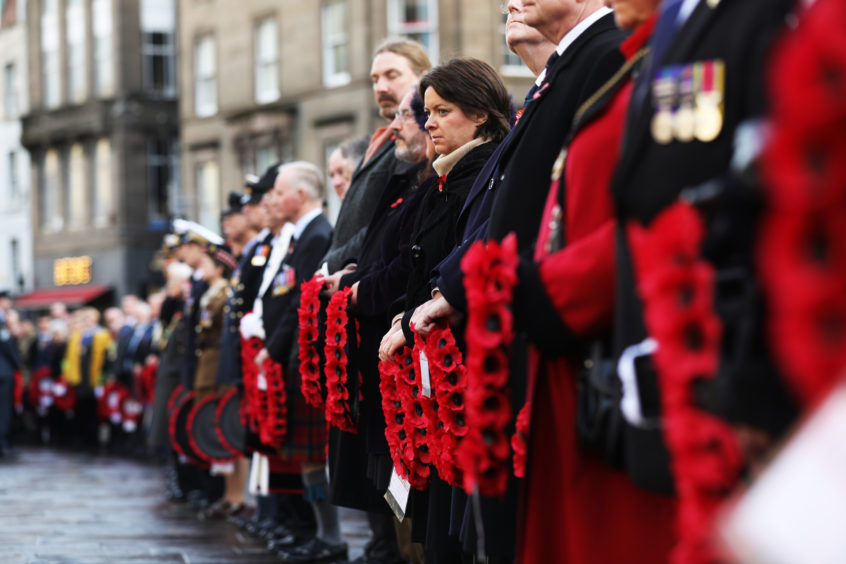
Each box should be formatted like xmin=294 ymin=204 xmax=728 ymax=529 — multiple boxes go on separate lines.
xmin=677 ymin=0 xmax=701 ymax=25
xmin=254 ymin=222 xmax=295 ymax=315
xmin=535 ymin=6 xmax=614 ymax=86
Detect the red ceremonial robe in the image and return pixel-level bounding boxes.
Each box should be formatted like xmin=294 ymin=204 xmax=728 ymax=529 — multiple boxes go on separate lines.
xmin=519 ymin=26 xmax=677 ymax=564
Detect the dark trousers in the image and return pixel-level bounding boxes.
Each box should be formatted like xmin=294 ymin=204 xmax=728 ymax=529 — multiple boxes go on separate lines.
xmin=0 ymin=377 xmax=13 ymax=451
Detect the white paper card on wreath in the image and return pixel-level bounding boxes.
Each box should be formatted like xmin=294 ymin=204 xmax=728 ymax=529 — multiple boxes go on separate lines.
xmin=720 ymin=381 xmax=846 ymax=564
xmin=384 ymin=469 xmax=411 ymax=522
xmin=419 ymin=350 xmax=432 ymax=398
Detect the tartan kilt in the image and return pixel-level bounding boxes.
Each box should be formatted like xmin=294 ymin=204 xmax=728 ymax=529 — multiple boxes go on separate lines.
xmin=277 ymin=368 xmax=329 ymax=463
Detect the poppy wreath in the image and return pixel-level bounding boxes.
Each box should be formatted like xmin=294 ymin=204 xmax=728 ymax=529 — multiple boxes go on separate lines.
xmin=511 ymin=402 xmax=530 ymax=479
xmin=627 ymin=201 xmax=744 ymax=564
xmin=240 ymin=335 xmax=264 ymax=429
xmin=51 ymin=377 xmax=77 ymax=413
xmin=13 ymin=370 xmax=22 ymax=413
xmin=759 ymin=0 xmax=846 ymax=408
xmin=378 ymin=346 xmax=431 ymax=489
xmin=324 ymin=288 xmax=357 ymax=432
xmin=28 ymin=367 xmax=53 ymax=416
xmin=136 ymin=358 xmax=158 ymax=406
xmin=97 ymin=380 xmax=131 ymax=425
xmin=419 ymin=325 xmax=468 ymax=487
xmin=258 ymin=357 xmax=288 ymax=448
xmin=458 ymin=233 xmax=518 ymax=497
xmin=298 ymin=275 xmax=325 ymax=408
xmin=187 ymin=394 xmax=236 ymax=465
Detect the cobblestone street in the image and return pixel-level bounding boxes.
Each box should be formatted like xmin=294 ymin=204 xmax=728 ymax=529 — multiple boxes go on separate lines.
xmin=0 ymin=448 xmax=369 ymax=564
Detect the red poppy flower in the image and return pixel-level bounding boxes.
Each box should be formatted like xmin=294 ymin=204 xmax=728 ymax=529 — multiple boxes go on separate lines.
xmin=465 ymin=347 xmax=509 ymax=389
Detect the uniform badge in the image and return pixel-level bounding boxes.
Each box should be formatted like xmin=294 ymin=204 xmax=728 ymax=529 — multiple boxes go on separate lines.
xmin=199 ymin=309 xmax=212 ymax=328
xmin=650 ymin=67 xmax=677 ymax=145
xmin=251 ymin=245 xmax=269 ymax=267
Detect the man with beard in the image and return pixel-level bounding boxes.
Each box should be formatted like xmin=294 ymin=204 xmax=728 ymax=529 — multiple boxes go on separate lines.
xmin=321 ymin=38 xmax=431 ymax=278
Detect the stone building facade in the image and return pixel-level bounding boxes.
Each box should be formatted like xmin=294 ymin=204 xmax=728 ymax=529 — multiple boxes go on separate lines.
xmin=21 ymin=0 xmax=179 ymax=299
xmin=178 ymin=0 xmax=534 ymax=227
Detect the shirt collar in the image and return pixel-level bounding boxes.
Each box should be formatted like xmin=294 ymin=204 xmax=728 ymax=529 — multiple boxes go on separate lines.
xmin=534 ymin=6 xmax=613 ymax=87
xmin=677 ymin=0 xmax=700 ymax=25
xmin=292 ymin=208 xmax=322 ymax=240
xmin=555 ymin=6 xmax=613 ymax=57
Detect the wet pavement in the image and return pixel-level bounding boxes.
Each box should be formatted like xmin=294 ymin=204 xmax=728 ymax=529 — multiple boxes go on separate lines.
xmin=0 ymin=448 xmax=370 ymax=564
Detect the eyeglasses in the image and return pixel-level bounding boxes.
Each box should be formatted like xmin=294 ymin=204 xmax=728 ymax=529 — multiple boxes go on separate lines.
xmin=499 ymin=0 xmax=510 ymax=15
xmin=394 ymin=108 xmax=414 ymax=123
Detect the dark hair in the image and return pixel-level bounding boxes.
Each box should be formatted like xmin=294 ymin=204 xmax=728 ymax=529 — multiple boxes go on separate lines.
xmin=418 ymin=57 xmax=512 ymax=143
xmin=410 ymin=89 xmax=427 ymax=133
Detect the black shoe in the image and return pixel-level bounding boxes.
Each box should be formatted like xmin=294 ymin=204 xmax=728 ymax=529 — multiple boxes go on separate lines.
xmin=268 ymin=527 xmax=308 ymax=551
xmin=276 ymin=537 xmax=348 ymax=563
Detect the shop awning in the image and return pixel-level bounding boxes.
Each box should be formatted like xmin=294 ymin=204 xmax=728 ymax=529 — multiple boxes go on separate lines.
xmin=13 ymin=284 xmax=112 ymax=310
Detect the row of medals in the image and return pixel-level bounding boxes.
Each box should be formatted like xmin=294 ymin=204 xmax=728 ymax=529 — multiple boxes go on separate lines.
xmin=651 ymin=61 xmax=724 ymax=145
xmin=651 ymin=92 xmax=723 ymax=145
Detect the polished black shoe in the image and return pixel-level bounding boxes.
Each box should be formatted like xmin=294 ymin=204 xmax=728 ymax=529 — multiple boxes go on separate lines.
xmin=276 ymin=537 xmax=348 ymax=563
xmin=268 ymin=528 xmax=309 ymax=551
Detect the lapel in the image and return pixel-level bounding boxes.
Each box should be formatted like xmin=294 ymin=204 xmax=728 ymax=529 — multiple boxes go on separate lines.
xmin=350 ymin=137 xmax=393 ymax=184
xmin=614 ymin=0 xmax=722 ymax=184
xmin=502 ymin=13 xmax=618 ymax=160
xmin=457 ymin=133 xmax=512 ymax=226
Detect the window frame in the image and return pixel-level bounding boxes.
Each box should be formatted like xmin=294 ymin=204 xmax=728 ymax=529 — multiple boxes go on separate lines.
xmin=386 ymin=0 xmax=439 ymax=64
xmin=321 ymin=0 xmax=351 ymax=88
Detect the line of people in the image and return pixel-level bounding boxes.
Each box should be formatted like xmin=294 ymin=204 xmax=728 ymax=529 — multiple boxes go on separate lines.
xmin=6 ymin=0 xmax=840 ymax=562
xmin=155 ymin=0 xmax=842 ymax=561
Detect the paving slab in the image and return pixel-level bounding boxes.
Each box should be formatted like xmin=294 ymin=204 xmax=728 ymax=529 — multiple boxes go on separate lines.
xmin=0 ymin=448 xmax=370 ymax=564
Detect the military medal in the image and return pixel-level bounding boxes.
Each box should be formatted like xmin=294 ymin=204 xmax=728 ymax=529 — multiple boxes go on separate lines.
xmin=251 ymin=245 xmax=269 ymax=266
xmin=673 ymin=65 xmax=696 ymax=143
xmin=694 ymin=60 xmax=725 ymax=143
xmin=650 ymin=68 xmax=677 ymax=145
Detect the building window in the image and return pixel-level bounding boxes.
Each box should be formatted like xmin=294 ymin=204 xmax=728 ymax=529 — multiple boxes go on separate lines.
xmin=40 ymin=149 xmax=63 ymax=232
xmin=66 ymin=0 xmax=88 ymax=103
xmin=3 ymin=63 xmax=16 ymax=118
xmin=387 ymin=0 xmax=438 ymax=63
xmin=321 ymin=0 xmax=350 ymax=88
xmin=254 ymin=18 xmax=279 ymax=104
xmin=500 ymin=13 xmax=532 ymax=76
xmin=92 ymin=138 xmax=114 ymax=227
xmin=143 ymin=32 xmax=176 ymax=96
xmin=67 ymin=143 xmax=88 ymax=229
xmin=194 ymin=35 xmax=217 ymax=116
xmin=41 ymin=0 xmax=61 ymax=108
xmin=255 ymin=144 xmax=278 ymax=176
xmin=148 ymin=137 xmax=181 ymax=226
xmin=196 ymin=160 xmax=220 ymax=231
xmin=141 ymin=0 xmax=176 ymax=97
xmin=92 ymin=0 xmax=114 ymax=97
xmin=7 ymin=151 xmax=16 ymax=201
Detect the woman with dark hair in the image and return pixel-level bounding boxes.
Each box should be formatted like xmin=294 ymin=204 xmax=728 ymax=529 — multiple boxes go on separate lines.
xmin=378 ymin=57 xmax=512 ymax=561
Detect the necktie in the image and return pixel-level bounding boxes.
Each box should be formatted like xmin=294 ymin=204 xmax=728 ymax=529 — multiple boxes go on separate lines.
xmin=630 ymin=0 xmax=685 ymax=111
xmin=649 ymin=0 xmax=685 ymax=74
xmin=545 ymin=50 xmax=560 ymax=71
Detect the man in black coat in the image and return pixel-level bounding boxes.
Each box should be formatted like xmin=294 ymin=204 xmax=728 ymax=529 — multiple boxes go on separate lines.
xmin=253 ymin=162 xmax=346 ymax=564
xmin=0 ymin=291 xmax=20 ymax=460
xmin=321 ymin=38 xmax=431 ymax=275
xmin=610 ymin=0 xmax=798 ymax=491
